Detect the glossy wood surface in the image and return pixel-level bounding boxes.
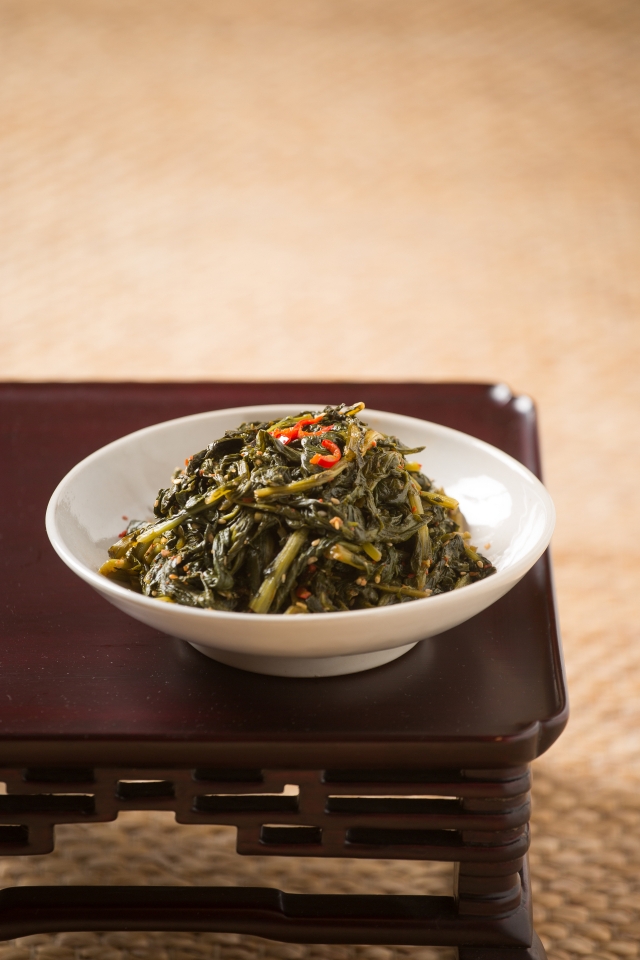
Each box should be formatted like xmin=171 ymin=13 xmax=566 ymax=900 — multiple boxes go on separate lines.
xmin=0 ymin=383 xmax=567 ymax=766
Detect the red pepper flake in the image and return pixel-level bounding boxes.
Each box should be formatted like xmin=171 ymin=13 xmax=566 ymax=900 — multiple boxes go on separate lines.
xmin=307 ymin=563 xmax=317 ymax=573
xmin=296 ymin=586 xmax=312 ymax=600
xmin=118 ymin=529 xmax=127 ymax=538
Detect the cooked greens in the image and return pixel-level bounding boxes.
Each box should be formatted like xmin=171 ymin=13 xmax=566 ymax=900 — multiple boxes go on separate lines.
xmin=100 ymin=403 xmax=495 ymax=614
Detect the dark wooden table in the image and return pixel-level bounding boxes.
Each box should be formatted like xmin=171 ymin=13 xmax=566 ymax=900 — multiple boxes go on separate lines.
xmin=0 ymin=383 xmax=567 ymax=959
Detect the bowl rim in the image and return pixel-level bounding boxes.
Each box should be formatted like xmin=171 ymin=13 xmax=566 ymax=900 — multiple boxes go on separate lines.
xmin=45 ymin=403 xmax=556 ymax=625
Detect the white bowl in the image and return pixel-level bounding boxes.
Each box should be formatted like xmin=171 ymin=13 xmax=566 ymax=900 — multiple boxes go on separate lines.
xmin=46 ymin=405 xmax=555 ymax=678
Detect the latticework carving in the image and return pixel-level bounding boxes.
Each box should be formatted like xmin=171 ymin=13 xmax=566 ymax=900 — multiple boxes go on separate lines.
xmin=0 ymin=764 xmax=530 ymax=921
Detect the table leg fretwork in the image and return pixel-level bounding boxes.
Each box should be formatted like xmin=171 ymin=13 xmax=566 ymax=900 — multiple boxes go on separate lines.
xmin=0 ymin=763 xmax=544 ymax=956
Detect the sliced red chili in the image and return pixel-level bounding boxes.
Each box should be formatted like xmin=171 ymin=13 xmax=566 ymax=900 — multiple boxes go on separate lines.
xmin=272 ymin=414 xmax=325 ymax=445
xmin=310 ymin=439 xmax=342 ymax=469
xmin=272 ymin=426 xmax=298 ymax=445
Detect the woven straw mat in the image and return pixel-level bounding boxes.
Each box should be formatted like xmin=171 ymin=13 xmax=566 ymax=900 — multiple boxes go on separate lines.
xmin=1 ymin=2 xmax=640 ymax=959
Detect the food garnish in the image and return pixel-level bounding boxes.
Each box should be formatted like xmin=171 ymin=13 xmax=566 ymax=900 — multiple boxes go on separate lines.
xmin=100 ymin=403 xmax=495 ymax=614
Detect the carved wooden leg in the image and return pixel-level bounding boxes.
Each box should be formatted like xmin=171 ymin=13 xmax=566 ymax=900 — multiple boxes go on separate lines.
xmin=455 ymin=858 xmax=524 ymax=917
xmin=455 ymin=854 xmax=546 ymax=959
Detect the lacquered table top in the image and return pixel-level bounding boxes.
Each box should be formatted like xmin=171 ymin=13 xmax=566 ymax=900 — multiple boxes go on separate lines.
xmin=0 ymin=383 xmax=567 ymax=767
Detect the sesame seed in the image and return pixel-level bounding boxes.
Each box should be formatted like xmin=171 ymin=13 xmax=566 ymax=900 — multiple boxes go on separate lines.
xmin=311 ymin=538 xmax=321 ymax=546
xmin=307 ymin=556 xmax=318 ymax=565
xmin=281 ymin=574 xmax=286 ymax=583
xmin=331 ymin=497 xmax=340 ymax=505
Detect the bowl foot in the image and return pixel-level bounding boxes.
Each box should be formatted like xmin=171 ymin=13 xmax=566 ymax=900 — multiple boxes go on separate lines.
xmin=187 ymin=641 xmax=418 ymax=677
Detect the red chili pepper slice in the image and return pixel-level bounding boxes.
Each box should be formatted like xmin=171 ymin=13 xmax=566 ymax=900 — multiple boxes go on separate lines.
xmin=310 ymin=439 xmax=342 ymax=469
xmin=296 ymin=415 xmax=325 ymax=429
xmin=272 ymin=426 xmax=298 ymax=445
xmin=272 ymin=415 xmax=325 ymax=445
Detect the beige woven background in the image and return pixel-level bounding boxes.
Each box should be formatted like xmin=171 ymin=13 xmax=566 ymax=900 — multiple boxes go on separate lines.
xmin=1 ymin=1 xmax=640 ymax=958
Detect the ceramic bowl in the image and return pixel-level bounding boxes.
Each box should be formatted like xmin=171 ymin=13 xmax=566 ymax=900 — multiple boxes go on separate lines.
xmin=46 ymin=404 xmax=555 ymax=677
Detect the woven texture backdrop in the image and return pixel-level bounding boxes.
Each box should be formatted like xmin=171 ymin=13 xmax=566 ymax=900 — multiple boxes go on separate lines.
xmin=1 ymin=2 xmax=640 ymax=959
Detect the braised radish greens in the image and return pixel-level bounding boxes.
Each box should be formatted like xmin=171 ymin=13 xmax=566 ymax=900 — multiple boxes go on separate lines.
xmin=100 ymin=403 xmax=495 ymax=613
